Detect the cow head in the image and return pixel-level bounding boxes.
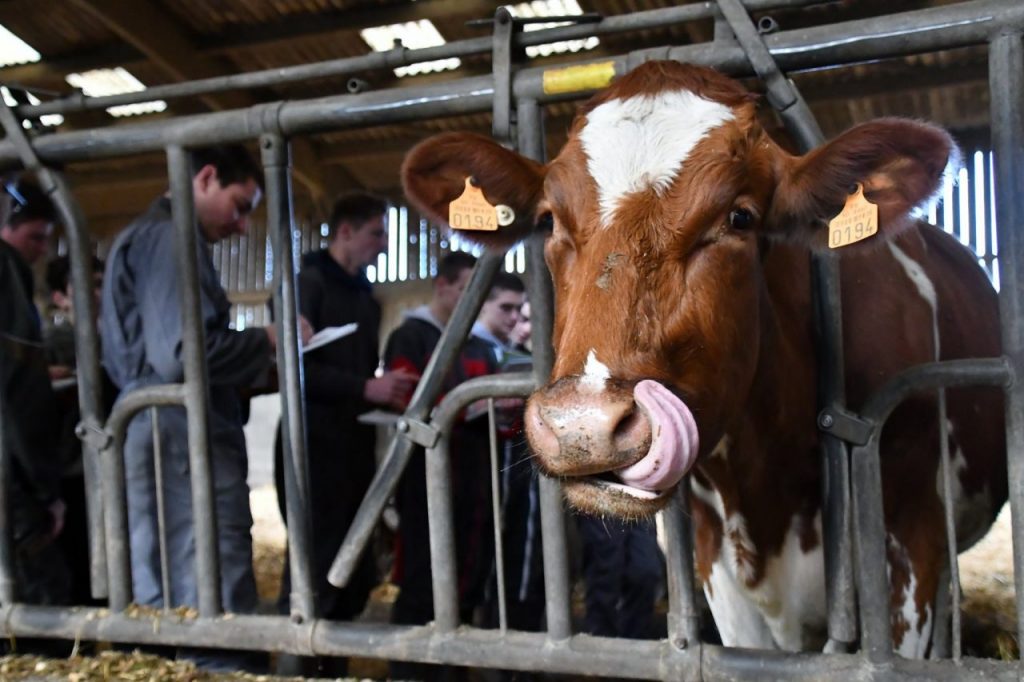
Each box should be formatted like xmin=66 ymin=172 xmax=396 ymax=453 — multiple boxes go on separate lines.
xmin=403 ymin=61 xmax=955 ymax=518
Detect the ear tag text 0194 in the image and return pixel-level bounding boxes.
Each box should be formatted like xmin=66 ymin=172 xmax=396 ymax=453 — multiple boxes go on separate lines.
xmin=449 ymin=177 xmax=500 ymax=231
xmin=828 ymin=183 xmax=878 ymax=249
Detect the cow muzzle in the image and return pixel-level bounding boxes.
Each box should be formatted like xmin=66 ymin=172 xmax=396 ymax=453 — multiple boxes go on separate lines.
xmin=525 ymin=377 xmax=700 ymax=516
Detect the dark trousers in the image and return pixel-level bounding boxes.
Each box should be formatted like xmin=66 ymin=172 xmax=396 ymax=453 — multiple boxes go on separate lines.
xmin=578 ymin=515 xmax=664 ymax=639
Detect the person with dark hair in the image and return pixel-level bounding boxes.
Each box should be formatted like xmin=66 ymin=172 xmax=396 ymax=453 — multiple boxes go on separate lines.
xmin=0 ymin=177 xmax=70 ymax=609
xmin=1 ymin=178 xmax=56 ymax=267
xmin=384 ymin=251 xmax=499 ymax=682
xmin=273 ymin=191 xmax=417 ymax=678
xmin=100 ymin=144 xmax=308 ymax=673
xmin=43 ymin=254 xmax=104 ymax=371
xmin=472 ymin=271 xmax=525 ymax=364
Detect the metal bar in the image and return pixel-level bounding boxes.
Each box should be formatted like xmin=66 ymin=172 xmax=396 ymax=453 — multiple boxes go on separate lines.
xmin=14 ymin=0 xmax=827 ymax=119
xmin=662 ymin=482 xmax=701 ymax=649
xmin=100 ymin=385 xmax=187 ymax=611
xmin=852 ymin=358 xmax=1012 ymax=659
xmin=328 ymin=252 xmax=505 ymax=588
xmin=714 ymin=0 xmax=824 ymax=147
xmin=165 ymin=145 xmax=222 ymax=617
xmin=492 ymin=6 xmax=515 ymax=144
xmin=4 ymin=604 xmax=1024 ymax=681
xmin=936 ymin=387 xmax=962 ymax=660
xmin=260 ymin=133 xmax=316 ymax=623
xmin=713 ymin=0 xmax=856 ymax=654
xmin=0 ymin=366 xmax=14 ymax=604
xmin=850 ymin=432 xmax=894 ymax=661
xmin=811 ymin=251 xmax=858 ymax=652
xmin=425 ymin=430 xmax=459 ymax=632
xmin=516 ymin=97 xmax=574 ymax=643
xmin=487 ymin=399 xmax=509 ymax=632
xmin=426 ymin=373 xmax=536 ymax=632
xmin=0 ymin=92 xmax=110 ymax=602
xmin=860 ymin=359 xmax=1012 ymax=424
xmin=150 ymin=408 xmax=172 ymax=611
xmin=989 ymin=30 xmax=1024 ymax=671
xmin=4 ymin=0 xmax=1024 ymax=168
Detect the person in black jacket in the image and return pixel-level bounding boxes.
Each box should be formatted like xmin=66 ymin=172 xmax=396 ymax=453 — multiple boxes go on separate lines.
xmin=274 ymin=193 xmax=417 ymax=678
xmin=0 ymin=178 xmax=69 ymax=609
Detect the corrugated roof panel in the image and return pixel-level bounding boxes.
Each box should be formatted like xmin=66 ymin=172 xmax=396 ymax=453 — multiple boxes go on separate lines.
xmin=65 ymin=67 xmax=167 ymax=117
xmin=360 ymin=19 xmax=460 ymax=77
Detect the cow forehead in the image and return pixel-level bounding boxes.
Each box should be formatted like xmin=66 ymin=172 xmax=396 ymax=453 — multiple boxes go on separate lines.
xmin=577 ymin=88 xmax=735 ymax=228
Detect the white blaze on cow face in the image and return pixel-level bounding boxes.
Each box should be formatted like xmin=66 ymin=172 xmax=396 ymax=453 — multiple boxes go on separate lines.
xmin=579 ymin=89 xmax=735 ymax=228
xmin=581 ymin=349 xmax=610 ymax=393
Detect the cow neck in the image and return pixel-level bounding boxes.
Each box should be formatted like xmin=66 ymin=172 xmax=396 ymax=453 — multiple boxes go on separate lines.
xmin=695 ymin=244 xmax=822 ymax=562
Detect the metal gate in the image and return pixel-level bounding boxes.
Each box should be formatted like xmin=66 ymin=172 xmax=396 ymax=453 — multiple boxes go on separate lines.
xmin=0 ymin=1 xmax=1022 ymax=680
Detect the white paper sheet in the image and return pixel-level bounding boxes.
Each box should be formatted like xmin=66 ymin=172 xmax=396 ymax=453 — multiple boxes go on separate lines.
xmin=302 ymin=322 xmax=358 ymax=354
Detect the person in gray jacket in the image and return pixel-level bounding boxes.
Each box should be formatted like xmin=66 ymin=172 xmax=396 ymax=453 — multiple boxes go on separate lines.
xmin=100 ymin=145 xmax=308 ymax=672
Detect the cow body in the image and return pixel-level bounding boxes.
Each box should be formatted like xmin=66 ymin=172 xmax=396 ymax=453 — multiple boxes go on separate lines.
xmin=402 ymin=61 xmax=1006 ymax=656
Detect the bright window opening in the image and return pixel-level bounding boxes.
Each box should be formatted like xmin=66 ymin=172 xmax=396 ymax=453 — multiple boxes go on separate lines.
xmin=505 ymin=0 xmax=599 ymax=58
xmin=360 ymin=20 xmax=460 ymax=78
xmin=0 ymin=23 xmax=40 ymax=67
xmin=65 ymin=67 xmax=167 ymax=118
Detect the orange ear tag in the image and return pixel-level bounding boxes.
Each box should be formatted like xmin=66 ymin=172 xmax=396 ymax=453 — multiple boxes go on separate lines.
xmin=828 ymin=183 xmax=878 ymax=249
xmin=448 ymin=177 xmax=498 ymax=231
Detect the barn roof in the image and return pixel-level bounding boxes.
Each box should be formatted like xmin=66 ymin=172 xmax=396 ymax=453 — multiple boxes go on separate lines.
xmin=0 ymin=0 xmax=990 ymax=236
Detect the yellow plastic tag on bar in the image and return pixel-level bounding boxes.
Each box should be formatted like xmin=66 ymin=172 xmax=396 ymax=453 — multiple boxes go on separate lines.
xmin=449 ymin=177 xmax=498 ymax=231
xmin=542 ymin=62 xmax=616 ymax=96
xmin=828 ymin=183 xmax=878 ymax=249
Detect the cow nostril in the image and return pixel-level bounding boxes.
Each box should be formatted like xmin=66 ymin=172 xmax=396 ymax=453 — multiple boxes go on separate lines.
xmin=612 ymin=406 xmax=652 ymax=458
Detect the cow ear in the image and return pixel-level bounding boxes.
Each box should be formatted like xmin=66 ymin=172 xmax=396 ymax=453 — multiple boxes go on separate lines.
xmin=402 ymin=132 xmax=545 ymax=249
xmin=765 ymin=118 xmax=957 ymax=250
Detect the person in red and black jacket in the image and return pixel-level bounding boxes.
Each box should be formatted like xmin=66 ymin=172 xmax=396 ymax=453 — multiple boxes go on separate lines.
xmin=384 ymin=251 xmax=498 ymax=681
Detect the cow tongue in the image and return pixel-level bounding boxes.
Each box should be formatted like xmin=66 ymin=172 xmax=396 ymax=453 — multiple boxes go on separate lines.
xmin=615 ymin=380 xmax=699 ymax=493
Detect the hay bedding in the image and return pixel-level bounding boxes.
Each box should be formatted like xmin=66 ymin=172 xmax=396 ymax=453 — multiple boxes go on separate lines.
xmin=0 ymin=650 xmax=301 ymax=681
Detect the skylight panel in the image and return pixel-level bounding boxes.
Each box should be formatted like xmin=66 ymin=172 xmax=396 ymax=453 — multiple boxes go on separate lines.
xmin=1 ymin=87 xmax=63 ymax=127
xmin=505 ymin=0 xmax=599 ymax=58
xmin=360 ymin=20 xmax=460 ymax=78
xmin=0 ymin=23 xmax=40 ymax=67
xmin=65 ymin=67 xmax=167 ymax=117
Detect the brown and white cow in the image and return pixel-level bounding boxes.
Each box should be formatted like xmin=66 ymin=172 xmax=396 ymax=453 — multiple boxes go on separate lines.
xmin=401 ymin=61 xmax=1006 ymax=656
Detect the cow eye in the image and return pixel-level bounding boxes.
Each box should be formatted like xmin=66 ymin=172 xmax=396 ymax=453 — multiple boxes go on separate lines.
xmin=729 ymin=208 xmax=754 ymax=231
xmin=536 ymin=212 xmax=554 ymax=233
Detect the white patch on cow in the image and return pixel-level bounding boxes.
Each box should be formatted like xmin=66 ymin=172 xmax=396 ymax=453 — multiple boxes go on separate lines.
xmin=935 ymin=419 xmax=994 ymax=551
xmin=694 ymin=474 xmax=827 ymax=651
xmin=752 ymin=512 xmax=827 ymax=651
xmin=887 ymin=242 xmax=939 ymax=357
xmin=705 ymin=559 xmax=777 ymax=649
xmin=580 ymin=349 xmax=610 ymax=393
xmin=888 ymin=535 xmax=933 ymax=658
xmin=579 ymin=89 xmax=735 ymax=227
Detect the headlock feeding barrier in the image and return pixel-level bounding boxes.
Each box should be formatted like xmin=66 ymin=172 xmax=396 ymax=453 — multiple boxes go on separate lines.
xmin=0 ymin=1 xmax=1023 ymax=679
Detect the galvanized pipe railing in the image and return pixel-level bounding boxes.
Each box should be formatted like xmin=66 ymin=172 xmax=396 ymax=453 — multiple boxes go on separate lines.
xmin=425 ymin=373 xmax=536 ymax=632
xmin=328 ymin=252 xmax=505 ymax=588
xmin=12 ymin=0 xmax=828 ymax=120
xmin=515 ymin=95 xmax=577 ymax=644
xmin=166 ymin=145 xmax=222 ymax=617
xmin=0 ymin=94 xmax=110 ymax=602
xmin=989 ymin=29 xmax=1024 ymax=667
xmin=260 ymin=133 xmax=316 ymax=624
xmin=2 ymin=602 xmax=1020 ymax=681
xmin=849 ymin=358 xmax=1013 ymax=661
xmin=1 ymin=0 xmax=1023 ymax=168
xmin=102 ymin=383 xmax=187 ymax=610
